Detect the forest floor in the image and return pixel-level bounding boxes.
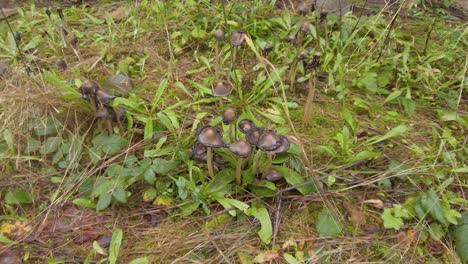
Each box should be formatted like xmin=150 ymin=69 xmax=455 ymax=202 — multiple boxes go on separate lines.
xmin=0 ymin=1 xmax=467 ymax=263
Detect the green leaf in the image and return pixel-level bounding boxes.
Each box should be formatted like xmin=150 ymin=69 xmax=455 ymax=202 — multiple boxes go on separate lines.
xmin=93 ymin=241 xmax=107 ymax=255
xmin=347 ymin=151 xmax=381 ymax=163
xmin=143 ymin=168 xmax=156 ymax=184
xmin=151 ymin=78 xmax=168 ymax=111
xmin=93 ymin=133 xmax=128 ymax=156
xmin=144 ymin=117 xmax=154 ymax=140
xmin=142 ymin=188 xmax=157 ymax=203
xmin=284 ymin=253 xmax=300 ymax=264
xmin=129 ymin=257 xmax=150 ymax=264
xmin=428 ymin=223 xmax=444 ymax=241
xmin=5 ymin=189 xmax=33 ymax=204
xmin=401 ymin=98 xmax=416 ymax=116
xmin=112 ymin=187 xmax=127 ymax=203
xmin=420 ymin=190 xmax=448 ymax=226
xmin=247 ymin=201 xmax=272 ymax=244
xmin=316 ymin=207 xmax=342 ymax=237
xmin=0 ymin=234 xmax=14 ymax=244
xmin=383 ymin=90 xmax=402 ymax=104
xmin=215 ymin=197 xmax=249 ymax=216
xmin=381 ymin=208 xmax=404 ymax=230
xmin=451 ymin=212 xmax=468 ymax=263
xmin=30 ymin=118 xmax=58 ymax=136
xmin=72 ymin=198 xmax=96 ymax=209
xmin=272 ymin=166 xmax=318 ymax=194
xmin=96 ymin=193 xmax=112 ymax=212
xmin=367 ymin=125 xmax=408 ymax=145
xmin=40 ymin=137 xmax=62 ymax=155
xmin=204 ymin=169 xmax=234 ymax=195
xmin=151 ymin=158 xmax=178 ymax=175
xmin=109 ymin=229 xmax=123 ymax=264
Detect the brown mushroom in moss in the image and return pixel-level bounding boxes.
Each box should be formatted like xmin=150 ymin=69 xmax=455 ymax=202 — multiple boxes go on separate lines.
xmin=223 ymin=108 xmax=236 ymax=142
xmin=213 ymin=80 xmax=232 ymax=97
xmin=96 ymin=89 xmax=117 ymax=106
xmin=238 ymin=119 xmax=256 ymax=134
xmin=228 ymin=139 xmax=252 ymax=185
xmin=256 ymin=130 xmax=283 ymax=176
xmin=79 ymin=79 xmax=99 ymax=109
xmin=197 ymin=126 xmax=226 ymax=178
xmin=96 ymin=106 xmax=116 ymax=134
xmin=265 ymin=169 xmax=283 ymax=182
xmin=303 ymin=52 xmax=322 ymax=126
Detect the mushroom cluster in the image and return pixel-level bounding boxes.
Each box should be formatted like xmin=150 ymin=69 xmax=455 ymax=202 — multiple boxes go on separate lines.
xmin=79 ymin=79 xmax=122 ymax=134
xmin=192 ymin=110 xmax=290 ymax=186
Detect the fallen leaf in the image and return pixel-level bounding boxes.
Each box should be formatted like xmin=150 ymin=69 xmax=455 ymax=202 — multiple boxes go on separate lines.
xmin=363 ymin=199 xmax=384 ymax=209
xmin=0 ymin=220 xmax=33 ymax=241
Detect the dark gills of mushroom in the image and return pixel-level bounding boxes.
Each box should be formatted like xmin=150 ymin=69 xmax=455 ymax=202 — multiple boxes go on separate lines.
xmin=197 ymin=126 xmax=225 ymax=148
xmin=79 ymin=79 xmax=99 ymax=100
xmin=272 ymin=135 xmax=290 ymax=154
xmin=96 ymin=89 xmax=117 ymax=106
xmin=231 ymin=30 xmax=247 ymax=46
xmin=214 ymin=29 xmax=225 ymax=42
xmin=228 ymin=139 xmax=252 ymax=159
xmin=257 ymin=130 xmax=283 ymax=152
xmin=222 ymin=108 xmax=236 ymax=125
xmin=213 ymin=80 xmax=231 ymax=97
xmin=265 ymin=169 xmax=283 ymax=182
xmin=246 ymin=128 xmax=264 ymax=145
xmin=238 ymin=119 xmax=256 ymax=134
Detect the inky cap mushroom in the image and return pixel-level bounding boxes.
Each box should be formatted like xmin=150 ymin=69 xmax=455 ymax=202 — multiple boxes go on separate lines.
xmin=246 ymin=128 xmax=264 ymax=145
xmin=231 ymin=30 xmax=247 ymax=46
xmin=222 ymin=108 xmax=236 ymax=125
xmin=238 ymin=119 xmax=256 ymax=134
xmin=265 ymin=169 xmax=283 ymax=182
xmin=306 ymin=51 xmax=322 ymax=69
xmin=79 ymin=79 xmax=99 ymax=100
xmin=257 ymin=130 xmax=283 ymax=152
xmin=197 ymin=126 xmax=225 ymax=148
xmin=285 ymin=34 xmax=296 ymax=44
xmin=213 ymin=80 xmax=231 ymax=97
xmin=272 ymin=135 xmax=290 ymax=154
xmin=228 ymin=139 xmax=252 ymax=159
xmin=263 ymin=42 xmax=273 ymax=52
xmin=214 ymin=29 xmax=225 ymax=42
xmin=96 ymin=89 xmax=117 ymax=105
xmin=297 ymin=51 xmax=309 ymax=61
xmin=301 ymin=22 xmax=311 ymax=34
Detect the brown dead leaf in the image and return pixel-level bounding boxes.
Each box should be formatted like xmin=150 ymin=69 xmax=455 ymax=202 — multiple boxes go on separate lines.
xmin=346 ymin=205 xmax=366 ymax=227
xmin=107 ymin=7 xmax=128 ymax=22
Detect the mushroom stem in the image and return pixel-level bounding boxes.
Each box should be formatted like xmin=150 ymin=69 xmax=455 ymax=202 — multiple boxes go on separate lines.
xmin=228 ymin=124 xmax=234 ymax=143
xmin=207 ymin=147 xmax=215 ymax=178
xmin=89 ymin=96 xmax=98 ymax=111
xmin=236 ymin=158 xmax=243 ymax=185
xmin=303 ymin=70 xmax=316 ymax=126
xmin=230 ymin=47 xmax=242 ymax=99
xmin=263 ymin=152 xmax=273 ymax=178
xmin=253 ymin=150 xmax=263 ymax=176
xmin=215 ymin=43 xmax=220 ymax=80
xmin=106 ymin=120 xmax=113 ymax=134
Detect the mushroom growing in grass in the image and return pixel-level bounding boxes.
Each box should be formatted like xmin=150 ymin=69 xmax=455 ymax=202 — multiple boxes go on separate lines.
xmin=228 ymin=139 xmax=253 ymax=185
xmin=222 ymin=108 xmax=236 ymax=143
xmin=79 ymin=79 xmax=100 ymax=110
xmin=238 ymin=119 xmax=256 ymax=134
xmin=96 ymin=89 xmax=117 ymax=106
xmin=213 ymin=28 xmax=225 ymax=80
xmin=265 ymin=169 xmax=283 ymax=182
xmin=96 ymin=106 xmax=116 ymax=134
xmin=197 ymin=126 xmax=226 ymax=178
xmin=230 ymin=30 xmax=247 ymax=97
xmin=246 ymin=127 xmax=264 ymax=146
xmin=213 ymin=80 xmax=232 ymax=98
xmin=256 ymin=130 xmax=284 ymax=175
xmin=303 ymin=52 xmax=321 ymax=126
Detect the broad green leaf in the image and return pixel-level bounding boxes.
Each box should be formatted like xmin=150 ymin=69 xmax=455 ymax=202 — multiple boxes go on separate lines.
xmin=143 ymin=168 xmax=156 ymax=184
xmin=0 ymin=234 xmax=14 ymax=244
xmin=151 ymin=78 xmax=168 ymax=111
xmin=112 ymin=187 xmax=127 ymax=203
xmin=153 ymin=195 xmax=172 ymax=207
xmin=215 ymin=197 xmax=249 ymax=216
xmin=284 ymin=253 xmax=300 ymax=264
xmin=367 ymin=125 xmax=408 ymax=145
xmin=401 ymin=98 xmax=416 ymax=116
xmin=381 ymin=208 xmax=404 ymax=230
xmin=151 ymin=158 xmax=178 ymax=175
xmin=72 ymin=198 xmax=96 ymax=209
xmin=420 ymin=190 xmax=448 ymax=226
xmin=93 ymin=241 xmax=107 ymax=255
xmin=40 ymin=137 xmax=62 ymax=155
xmin=347 ymin=151 xmax=381 ymax=163
xmin=451 ymin=212 xmax=468 ymax=263
xmin=96 ymin=193 xmax=112 ymax=211
xmin=142 ymin=188 xmax=157 ymax=203
xmin=343 ymin=108 xmax=359 ymax=136
xmin=237 ymin=251 xmax=253 ymax=264
xmin=44 ymin=72 xmax=81 ymax=100
xmin=93 ymin=133 xmax=128 ymax=156
xmin=144 ymin=117 xmax=154 ymax=140
xmin=109 ymin=229 xmax=123 ymax=264
xmin=30 ymin=118 xmax=58 ymax=136
xmin=5 ymin=189 xmax=33 ymax=204
xmin=272 ymin=166 xmax=318 ymax=194
xmin=204 ymin=169 xmax=234 ymax=195
xmin=129 ymin=257 xmax=150 ymax=264
xmin=316 ymin=207 xmax=342 ymax=237
xmin=247 ymin=201 xmax=272 ymax=244
xmin=383 ymin=90 xmax=402 ymax=104
xmin=428 ymin=223 xmax=444 ymax=241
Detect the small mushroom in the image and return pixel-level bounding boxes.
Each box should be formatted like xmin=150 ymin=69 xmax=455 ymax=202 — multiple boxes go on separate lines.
xmin=285 ymin=34 xmax=296 ymax=44
xmin=228 ymin=139 xmax=253 ymax=185
xmin=55 ymin=59 xmax=67 ymax=71
xmin=213 ymin=80 xmax=232 ymax=97
xmin=230 ymin=30 xmax=247 ymax=96
xmin=190 ymin=142 xmax=223 ymax=167
xmin=265 ymin=169 xmax=283 ymax=182
xmin=297 ymin=51 xmax=309 ymax=61
xmin=197 ymin=126 xmax=226 ymax=178
xmin=246 ymin=128 xmax=264 ymax=145
xmin=272 ymin=135 xmax=290 ymax=154
xmin=303 ymin=52 xmax=322 ymax=126
xmin=297 ymin=2 xmax=309 ymax=15
xmin=96 ymin=106 xmax=116 ymax=134
xmin=256 ymin=130 xmax=283 ymax=176
xmin=301 ymin=21 xmax=311 ymax=35
xmin=263 ymin=42 xmax=273 ymax=53
xmin=96 ymin=89 xmax=117 ymax=106
xmin=223 ymin=108 xmax=236 ymax=142
xmin=79 ymin=79 xmax=100 ymax=109
xmin=214 ymin=28 xmax=225 ymax=42
xmin=238 ymin=119 xmax=256 ymax=134
xmin=306 ymin=51 xmax=322 ymax=70
xmin=230 ymin=30 xmax=247 ymax=46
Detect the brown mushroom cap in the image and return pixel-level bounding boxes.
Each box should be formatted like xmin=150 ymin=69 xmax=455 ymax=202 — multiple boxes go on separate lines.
xmin=238 ymin=119 xmax=256 ymax=134
xmin=197 ymin=126 xmax=225 ymax=148
xmin=263 ymin=42 xmax=273 ymax=52
xmin=272 ymin=135 xmax=290 ymax=154
xmin=301 ymin=21 xmax=311 ymax=34
xmin=265 ymin=169 xmax=283 ymax=182
xmin=297 ymin=51 xmax=309 ymax=61
xmin=257 ymin=130 xmax=283 ymax=151
xmin=96 ymin=89 xmax=117 ymax=105
xmin=213 ymin=80 xmax=231 ymax=97
xmin=231 ymin=30 xmax=247 ymax=46
xmin=96 ymin=106 xmax=116 ymax=121
xmin=246 ymin=128 xmax=264 ymax=145
xmin=285 ymin=34 xmax=296 ymax=44
xmin=214 ymin=29 xmax=225 ymax=42
xmin=222 ymin=108 xmax=236 ymax=125
xmin=228 ymin=139 xmax=252 ymax=159
xmin=79 ymin=79 xmax=99 ymax=99
xmin=297 ymin=2 xmax=309 ymax=15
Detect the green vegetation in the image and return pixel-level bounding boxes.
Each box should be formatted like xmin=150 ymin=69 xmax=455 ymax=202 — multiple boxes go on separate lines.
xmin=0 ymin=0 xmax=466 ymax=263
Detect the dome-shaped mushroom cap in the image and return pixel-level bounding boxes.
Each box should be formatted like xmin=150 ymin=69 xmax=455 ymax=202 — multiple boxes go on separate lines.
xmin=301 ymin=22 xmax=311 ymax=34
xmin=231 ymin=30 xmax=247 ymax=46
xmin=257 ymin=130 xmax=283 ymax=151
xmin=265 ymin=169 xmax=283 ymax=182
xmin=297 ymin=51 xmax=309 ymax=60
xmin=285 ymin=34 xmax=296 ymax=44
xmin=222 ymin=108 xmax=236 ymax=125
xmin=228 ymin=139 xmax=252 ymax=159
xmin=213 ymin=80 xmax=231 ymax=97
xmin=297 ymin=2 xmax=309 ymax=15
xmin=263 ymin=42 xmax=273 ymax=52
xmin=80 ymin=79 xmax=99 ymax=98
xmin=272 ymin=135 xmax=290 ymax=154
xmin=246 ymin=128 xmax=264 ymax=145
xmin=96 ymin=89 xmax=117 ymax=105
xmin=96 ymin=106 xmax=116 ymax=121
xmin=197 ymin=126 xmax=225 ymax=148
xmin=214 ymin=29 xmax=225 ymax=42
xmin=238 ymin=119 xmax=256 ymax=134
